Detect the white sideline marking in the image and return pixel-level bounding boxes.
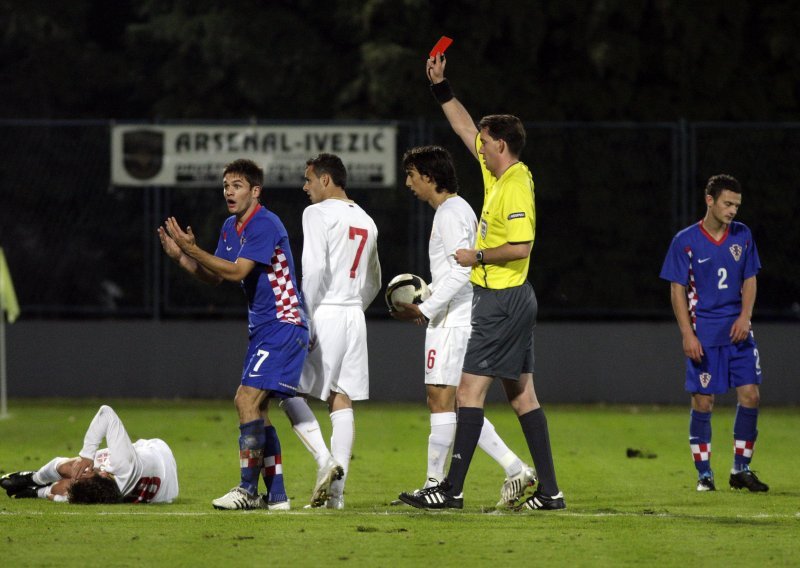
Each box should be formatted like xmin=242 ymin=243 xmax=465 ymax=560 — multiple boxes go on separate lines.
xmin=1 ymin=510 xmax=799 ymax=519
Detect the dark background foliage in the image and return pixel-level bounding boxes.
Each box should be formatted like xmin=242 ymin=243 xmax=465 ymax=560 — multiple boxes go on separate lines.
xmin=2 ymin=0 xmax=798 ymax=121
xmin=1 ymin=1 xmax=798 ymax=320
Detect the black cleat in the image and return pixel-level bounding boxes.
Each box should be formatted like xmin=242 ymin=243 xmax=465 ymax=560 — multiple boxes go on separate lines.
xmin=398 ymin=480 xmax=463 ymax=510
xmin=0 ymin=471 xmax=41 ymax=497
xmin=10 ymin=486 xmax=40 ymax=499
xmin=696 ymin=474 xmax=716 ymax=492
xmin=729 ymin=470 xmax=769 ymax=492
xmin=514 ymin=489 xmax=566 ymax=511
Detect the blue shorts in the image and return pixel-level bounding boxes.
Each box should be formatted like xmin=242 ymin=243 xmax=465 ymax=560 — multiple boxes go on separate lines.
xmin=685 ymin=333 xmax=762 ymax=395
xmin=241 ymin=323 xmax=309 ymax=398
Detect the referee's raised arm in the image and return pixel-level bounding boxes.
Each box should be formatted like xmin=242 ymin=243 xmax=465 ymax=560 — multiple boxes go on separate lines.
xmin=426 ymin=54 xmax=479 ymax=160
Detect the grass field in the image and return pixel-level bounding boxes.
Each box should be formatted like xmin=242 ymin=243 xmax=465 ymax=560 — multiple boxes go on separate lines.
xmin=1 ymin=399 xmax=798 ymax=567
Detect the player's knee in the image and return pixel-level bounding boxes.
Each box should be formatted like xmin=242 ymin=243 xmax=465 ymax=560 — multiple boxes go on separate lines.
xmin=233 ymin=389 xmax=258 ymax=415
xmin=427 ymin=397 xmax=453 ymax=413
xmin=694 ymin=400 xmax=713 ymax=412
xmin=739 ymin=391 xmax=760 ymax=407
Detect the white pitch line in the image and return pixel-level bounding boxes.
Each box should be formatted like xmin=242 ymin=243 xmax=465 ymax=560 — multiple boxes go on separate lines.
xmin=1 ymin=510 xmax=799 ymax=519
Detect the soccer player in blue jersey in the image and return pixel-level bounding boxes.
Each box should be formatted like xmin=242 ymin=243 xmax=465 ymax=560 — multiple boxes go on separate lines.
xmin=158 ymin=158 xmax=309 ymax=510
xmin=660 ymin=174 xmax=768 ymax=493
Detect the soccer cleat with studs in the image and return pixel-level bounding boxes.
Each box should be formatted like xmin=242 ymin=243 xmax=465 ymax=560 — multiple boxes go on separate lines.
xmin=497 ymin=465 xmax=537 ymax=508
xmin=326 ymin=495 xmax=345 ymax=510
xmin=394 ymin=477 xmax=443 ymax=504
xmin=1 ymin=471 xmax=44 ymax=498
xmin=696 ymin=473 xmax=716 ymax=492
xmin=514 ymin=489 xmax=566 ymax=511
xmin=309 ymin=457 xmax=344 ymax=508
xmin=258 ymin=495 xmax=291 ymax=510
xmin=212 ymin=487 xmax=263 ymax=510
xmin=729 ymin=470 xmax=769 ymax=492
xmin=398 ymin=479 xmax=463 ymax=510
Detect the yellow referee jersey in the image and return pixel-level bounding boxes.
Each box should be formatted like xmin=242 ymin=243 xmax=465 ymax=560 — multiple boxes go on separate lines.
xmin=471 ymin=134 xmax=536 ymax=289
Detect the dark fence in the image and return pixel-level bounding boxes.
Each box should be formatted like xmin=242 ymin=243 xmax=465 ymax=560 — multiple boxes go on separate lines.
xmin=1 ymin=119 xmax=798 ymax=320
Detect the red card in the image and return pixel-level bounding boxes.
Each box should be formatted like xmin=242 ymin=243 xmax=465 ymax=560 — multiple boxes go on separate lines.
xmin=429 ymin=36 xmax=453 ymax=58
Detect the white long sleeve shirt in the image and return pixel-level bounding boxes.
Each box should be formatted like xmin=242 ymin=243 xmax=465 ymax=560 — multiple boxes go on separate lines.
xmin=419 ymin=195 xmax=475 ymax=327
xmin=79 ymin=405 xmax=179 ymax=503
xmin=301 ymin=199 xmax=381 ymax=317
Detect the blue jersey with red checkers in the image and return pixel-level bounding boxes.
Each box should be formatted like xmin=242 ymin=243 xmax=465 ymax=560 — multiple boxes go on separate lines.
xmin=660 ymin=220 xmax=760 ymax=347
xmin=214 ymin=204 xmax=306 ymax=334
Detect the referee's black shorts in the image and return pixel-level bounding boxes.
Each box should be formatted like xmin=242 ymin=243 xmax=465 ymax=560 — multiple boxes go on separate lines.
xmin=462 ymin=281 xmax=537 ymax=380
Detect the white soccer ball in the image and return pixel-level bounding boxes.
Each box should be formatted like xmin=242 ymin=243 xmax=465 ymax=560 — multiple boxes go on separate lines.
xmin=385 ymin=273 xmax=431 ymax=312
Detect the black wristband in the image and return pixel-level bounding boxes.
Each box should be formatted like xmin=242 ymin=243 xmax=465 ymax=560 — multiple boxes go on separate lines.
xmin=430 ymin=80 xmax=454 ymax=104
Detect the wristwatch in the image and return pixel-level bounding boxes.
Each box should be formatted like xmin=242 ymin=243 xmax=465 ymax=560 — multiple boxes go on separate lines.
xmin=475 ymin=250 xmax=484 ymax=264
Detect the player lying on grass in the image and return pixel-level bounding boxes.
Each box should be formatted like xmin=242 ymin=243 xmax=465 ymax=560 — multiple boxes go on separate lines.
xmin=1 ymin=405 xmax=178 ymax=504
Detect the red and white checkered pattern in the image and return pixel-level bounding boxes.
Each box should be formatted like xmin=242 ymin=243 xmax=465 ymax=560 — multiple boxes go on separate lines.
xmin=685 ymin=247 xmax=699 ymax=329
xmin=262 ymin=455 xmax=283 ymax=476
xmin=691 ymin=443 xmax=711 ymax=462
xmin=267 ymin=248 xmax=302 ymax=325
xmin=734 ymin=439 xmax=754 ymax=458
xmin=240 ymin=449 xmax=264 ymax=469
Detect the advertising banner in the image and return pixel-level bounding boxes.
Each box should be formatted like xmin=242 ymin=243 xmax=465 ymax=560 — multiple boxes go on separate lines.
xmin=111 ymin=124 xmax=397 ymax=188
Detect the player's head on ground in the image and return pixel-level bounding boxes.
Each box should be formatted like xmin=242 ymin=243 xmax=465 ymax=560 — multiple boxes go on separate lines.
xmin=704 ymin=174 xmax=742 ymax=226
xmin=478 ymin=114 xmax=526 ymax=158
xmin=67 ymin=473 xmax=123 ymax=504
xmin=303 ymin=153 xmax=347 ymax=204
xmin=402 ymin=145 xmax=459 ymax=196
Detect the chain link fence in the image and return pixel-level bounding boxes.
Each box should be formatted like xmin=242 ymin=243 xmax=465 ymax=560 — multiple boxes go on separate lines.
xmin=1 ymin=119 xmax=797 ymax=320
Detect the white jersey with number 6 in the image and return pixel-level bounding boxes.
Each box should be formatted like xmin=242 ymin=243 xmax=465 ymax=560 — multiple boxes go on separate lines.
xmin=299 ymin=199 xmax=380 ymax=400
xmin=419 ymin=195 xmax=475 ymax=328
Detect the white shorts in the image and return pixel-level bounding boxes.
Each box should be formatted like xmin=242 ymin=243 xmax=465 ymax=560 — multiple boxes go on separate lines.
xmin=298 ymin=305 xmax=369 ymax=401
xmin=424 ymin=326 xmax=471 ymax=387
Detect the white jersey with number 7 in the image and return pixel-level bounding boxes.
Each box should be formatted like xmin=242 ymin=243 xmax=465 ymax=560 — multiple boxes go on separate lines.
xmin=300 ymin=199 xmax=381 ymax=317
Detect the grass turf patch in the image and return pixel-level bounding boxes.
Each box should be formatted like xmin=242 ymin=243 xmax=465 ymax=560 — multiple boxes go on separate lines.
xmin=1 ymin=400 xmax=798 ymax=566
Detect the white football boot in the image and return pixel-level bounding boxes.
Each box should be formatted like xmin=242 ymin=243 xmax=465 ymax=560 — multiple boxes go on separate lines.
xmin=212 ymin=487 xmax=262 ymax=510
xmin=309 ymin=457 xmax=344 ymax=508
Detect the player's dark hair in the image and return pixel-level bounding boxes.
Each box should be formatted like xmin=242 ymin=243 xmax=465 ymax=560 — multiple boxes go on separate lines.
xmin=223 ymin=159 xmax=264 ymax=189
xmin=68 ymin=473 xmax=123 ymax=504
xmin=402 ymin=146 xmax=459 ymax=194
xmin=306 ymin=153 xmax=347 ymax=189
xmin=478 ymin=114 xmax=526 ymax=157
xmin=705 ymin=174 xmax=741 ymax=200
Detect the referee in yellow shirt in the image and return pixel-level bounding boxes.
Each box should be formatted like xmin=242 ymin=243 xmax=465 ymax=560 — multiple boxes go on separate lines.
xmin=400 ymin=53 xmax=565 ymax=511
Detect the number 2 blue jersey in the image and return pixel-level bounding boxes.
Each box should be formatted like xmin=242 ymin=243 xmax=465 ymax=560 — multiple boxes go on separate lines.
xmin=660 ymin=221 xmax=760 ymax=346
xmin=214 ymin=204 xmax=306 ymax=334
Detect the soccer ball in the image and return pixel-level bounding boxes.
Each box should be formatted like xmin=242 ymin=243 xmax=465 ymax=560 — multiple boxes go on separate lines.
xmin=385 ymin=273 xmax=431 ymax=312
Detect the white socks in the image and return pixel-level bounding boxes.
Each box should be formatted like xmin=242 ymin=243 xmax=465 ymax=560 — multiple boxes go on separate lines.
xmin=427 ymin=412 xmax=457 ymax=484
xmin=329 ymin=408 xmax=354 ymax=498
xmin=425 ymin=414 xmax=524 ymax=483
xmin=478 ymin=418 xmax=524 ymax=477
xmin=34 ymin=457 xmax=70 ymax=485
xmin=280 ymin=397 xmax=332 ymax=470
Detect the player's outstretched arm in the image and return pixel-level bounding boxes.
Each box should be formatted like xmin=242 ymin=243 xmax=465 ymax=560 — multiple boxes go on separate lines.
xmin=157 ymin=225 xmax=222 ymax=285
xmin=164 ymin=217 xmax=254 ymax=283
xmin=426 ymin=54 xmax=479 ymax=159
